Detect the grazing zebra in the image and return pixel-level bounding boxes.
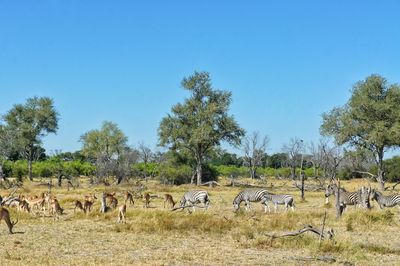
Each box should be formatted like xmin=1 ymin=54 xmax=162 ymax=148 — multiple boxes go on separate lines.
xmin=180 ymin=190 xmax=210 ymax=212
xmin=232 ymin=189 xmax=268 ymax=212
xmin=261 ymin=193 xmax=295 ymax=213
xmin=371 ymin=189 xmax=400 ymax=209
xmin=325 ymin=184 xmax=371 ymax=211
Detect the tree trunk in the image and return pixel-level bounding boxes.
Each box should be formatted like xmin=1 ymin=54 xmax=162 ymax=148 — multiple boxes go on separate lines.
xmin=28 ymin=159 xmax=33 ymax=181
xmin=196 ymin=160 xmax=202 ymax=186
xmin=376 ymin=150 xmax=385 ymax=191
xmin=0 ymin=164 xmax=5 ymax=181
xmin=291 ymin=166 xmax=296 ymax=180
xmin=300 ymin=172 xmax=305 ymax=200
xmin=335 ymin=180 xmax=342 ymax=219
xmin=100 ymin=192 xmax=107 ymax=213
xmin=250 ymin=166 xmax=256 ymax=179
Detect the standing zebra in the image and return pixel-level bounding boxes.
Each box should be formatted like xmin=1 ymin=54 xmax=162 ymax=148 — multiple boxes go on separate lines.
xmin=371 ymin=189 xmax=400 ymax=209
xmin=179 ymin=190 xmax=210 ymax=212
xmin=261 ymin=193 xmax=295 ymax=213
xmin=325 ymin=184 xmax=371 ymax=211
xmin=232 ymin=189 xmax=268 ymax=212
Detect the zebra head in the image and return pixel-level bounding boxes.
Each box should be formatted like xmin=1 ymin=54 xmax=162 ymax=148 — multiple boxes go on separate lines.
xmin=232 ymin=195 xmax=241 ymax=212
xmin=370 ymin=189 xmax=380 ymax=202
xmin=179 ymin=197 xmax=187 ymax=207
xmin=325 ymin=184 xmax=335 ymax=198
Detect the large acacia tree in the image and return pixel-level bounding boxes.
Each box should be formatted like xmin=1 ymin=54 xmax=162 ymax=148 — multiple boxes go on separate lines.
xmin=321 ymin=75 xmax=400 ymax=190
xmin=158 ymin=71 xmax=245 ymax=185
xmin=3 ymin=97 xmax=59 ymax=181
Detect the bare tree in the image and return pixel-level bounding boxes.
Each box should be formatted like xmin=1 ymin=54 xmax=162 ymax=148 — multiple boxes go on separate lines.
xmin=242 ymin=131 xmax=269 ymax=179
xmin=137 ymin=141 xmax=154 ymax=182
xmin=319 ymin=141 xmax=346 ymax=218
xmin=282 ymin=138 xmax=305 ymax=179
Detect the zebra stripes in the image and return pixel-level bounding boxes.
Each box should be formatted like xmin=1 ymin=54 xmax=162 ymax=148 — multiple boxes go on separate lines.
xmin=325 ymin=184 xmax=371 ymax=210
xmin=261 ymin=193 xmax=295 ymax=213
xmin=371 ymin=190 xmax=400 ymax=209
xmin=180 ymin=190 xmax=210 ymax=211
xmin=233 ymin=189 xmax=268 ymax=212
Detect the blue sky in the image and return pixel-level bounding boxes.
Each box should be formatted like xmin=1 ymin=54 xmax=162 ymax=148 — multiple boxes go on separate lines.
xmin=1 ymin=1 xmax=399 ymax=157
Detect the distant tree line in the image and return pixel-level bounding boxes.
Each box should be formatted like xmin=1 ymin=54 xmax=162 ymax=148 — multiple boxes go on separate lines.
xmin=0 ymin=73 xmax=399 ymax=188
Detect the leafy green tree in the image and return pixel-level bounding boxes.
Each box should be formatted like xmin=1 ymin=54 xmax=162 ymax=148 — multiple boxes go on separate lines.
xmin=267 ymin=153 xmax=288 ymax=169
xmin=158 ymin=71 xmax=245 ymax=185
xmin=321 ymin=75 xmax=400 ymax=190
xmin=80 ymin=121 xmax=128 ymax=160
xmin=3 ymin=97 xmax=59 ymax=181
xmin=80 ymin=121 xmax=129 ymax=183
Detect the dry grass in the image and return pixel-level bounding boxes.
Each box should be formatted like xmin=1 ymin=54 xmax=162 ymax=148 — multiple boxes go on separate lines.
xmin=1 ymin=177 xmax=400 ymax=265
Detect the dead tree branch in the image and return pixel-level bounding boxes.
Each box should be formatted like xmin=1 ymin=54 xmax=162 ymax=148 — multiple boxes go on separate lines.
xmin=265 ymin=225 xmax=334 ymax=240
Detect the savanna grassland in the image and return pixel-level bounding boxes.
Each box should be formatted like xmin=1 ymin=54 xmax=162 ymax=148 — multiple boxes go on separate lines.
xmin=1 ymin=178 xmax=400 ymax=266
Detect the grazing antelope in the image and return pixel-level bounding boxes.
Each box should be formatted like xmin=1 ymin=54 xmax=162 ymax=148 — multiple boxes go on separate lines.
xmin=50 ymin=198 xmax=63 ymax=220
xmin=124 ymin=191 xmax=135 ymax=207
xmin=74 ymin=200 xmax=85 ymax=213
xmin=163 ymin=194 xmax=175 ymax=209
xmin=25 ymin=196 xmax=45 ymax=214
xmin=106 ymin=193 xmax=118 ymax=209
xmin=0 ymin=207 xmax=18 ymax=234
xmin=117 ymin=204 xmax=127 ymax=224
xmin=143 ymin=193 xmax=151 ymax=208
xmin=83 ymin=194 xmax=97 ymax=213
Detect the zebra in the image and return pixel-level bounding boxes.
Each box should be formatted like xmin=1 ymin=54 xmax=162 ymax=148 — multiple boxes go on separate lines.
xmin=261 ymin=193 xmax=295 ymax=213
xmin=232 ymin=189 xmax=268 ymax=212
xmin=179 ymin=190 xmax=210 ymax=212
xmin=325 ymin=184 xmax=371 ymax=211
xmin=371 ymin=189 xmax=400 ymax=209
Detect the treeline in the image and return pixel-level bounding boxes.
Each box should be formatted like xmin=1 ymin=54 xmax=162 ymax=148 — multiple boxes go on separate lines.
xmin=2 ymin=152 xmax=399 ymax=184
xmin=1 ymin=73 xmax=400 ymax=188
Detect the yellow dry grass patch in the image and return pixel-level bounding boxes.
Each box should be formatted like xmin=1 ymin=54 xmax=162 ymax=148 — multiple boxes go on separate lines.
xmin=0 ymin=178 xmax=400 ymax=265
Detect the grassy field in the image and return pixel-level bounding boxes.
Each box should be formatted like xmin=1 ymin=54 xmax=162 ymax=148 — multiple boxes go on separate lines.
xmin=1 ymin=177 xmax=400 ymax=265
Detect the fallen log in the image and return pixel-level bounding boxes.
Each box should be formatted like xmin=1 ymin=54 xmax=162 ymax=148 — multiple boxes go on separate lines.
xmin=265 ymin=225 xmax=334 ymax=240
xmin=200 ymin=181 xmax=221 ymax=187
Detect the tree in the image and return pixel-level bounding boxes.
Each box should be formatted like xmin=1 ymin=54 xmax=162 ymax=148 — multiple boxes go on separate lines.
xmin=80 ymin=121 xmax=128 ymax=183
xmin=267 ymin=153 xmax=288 ymax=169
xmin=242 ymin=131 xmax=269 ymax=179
xmin=3 ymin=97 xmax=59 ymax=181
xmin=158 ymin=71 xmax=245 ymax=185
xmin=0 ymin=125 xmax=16 ymax=180
xmin=321 ymin=75 xmax=400 ymax=190
xmin=282 ymin=138 xmax=305 ymax=179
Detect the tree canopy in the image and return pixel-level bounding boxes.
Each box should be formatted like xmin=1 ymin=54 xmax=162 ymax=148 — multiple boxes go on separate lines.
xmin=321 ymin=74 xmax=400 ymax=189
xmin=158 ymin=71 xmax=245 ymax=185
xmin=3 ymin=96 xmax=59 ymax=180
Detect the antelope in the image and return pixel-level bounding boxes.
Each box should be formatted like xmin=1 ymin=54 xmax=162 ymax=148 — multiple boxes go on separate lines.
xmin=0 ymin=207 xmax=18 ymax=234
xmin=18 ymin=199 xmax=30 ymax=213
xmin=50 ymin=198 xmax=63 ymax=220
xmin=83 ymin=194 xmax=97 ymax=213
xmin=106 ymin=193 xmax=118 ymax=209
xmin=143 ymin=193 xmax=151 ymax=208
xmin=117 ymin=204 xmax=127 ymax=224
xmin=74 ymin=200 xmax=85 ymax=213
xmin=25 ymin=195 xmax=45 ymax=214
xmin=124 ymin=191 xmax=135 ymax=207
xmin=163 ymin=194 xmax=175 ymax=209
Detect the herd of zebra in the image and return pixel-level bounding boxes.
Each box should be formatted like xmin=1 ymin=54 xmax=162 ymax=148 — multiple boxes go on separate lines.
xmin=181 ymin=185 xmax=400 ymax=214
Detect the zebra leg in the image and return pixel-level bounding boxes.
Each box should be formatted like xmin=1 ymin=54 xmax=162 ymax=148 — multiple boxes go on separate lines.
xmin=274 ymin=203 xmax=278 ymax=213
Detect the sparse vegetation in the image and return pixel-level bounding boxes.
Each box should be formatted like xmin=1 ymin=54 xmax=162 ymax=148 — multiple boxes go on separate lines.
xmin=1 ymin=177 xmax=399 ymax=265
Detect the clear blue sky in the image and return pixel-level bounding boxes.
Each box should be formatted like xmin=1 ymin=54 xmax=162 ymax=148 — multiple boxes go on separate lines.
xmin=1 ymin=1 xmax=399 ymax=157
